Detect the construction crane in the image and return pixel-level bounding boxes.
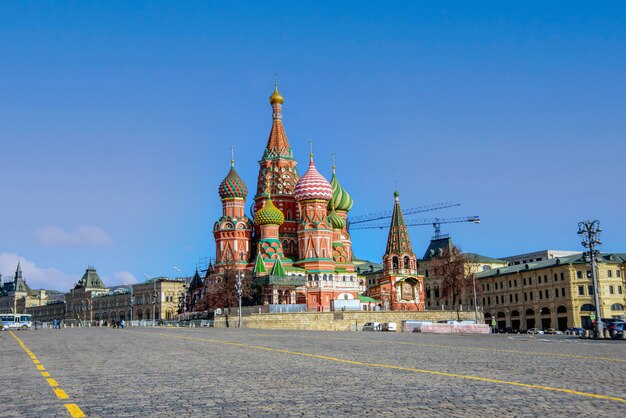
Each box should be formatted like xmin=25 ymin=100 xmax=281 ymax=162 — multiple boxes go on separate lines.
xmin=346 ymin=201 xmax=460 ymax=229
xmin=350 ymin=216 xmax=480 ymax=238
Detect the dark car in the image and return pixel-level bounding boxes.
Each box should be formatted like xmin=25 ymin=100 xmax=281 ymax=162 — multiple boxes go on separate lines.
xmin=565 ymin=327 xmax=585 ymax=336
xmin=608 ymin=321 xmax=625 ymax=336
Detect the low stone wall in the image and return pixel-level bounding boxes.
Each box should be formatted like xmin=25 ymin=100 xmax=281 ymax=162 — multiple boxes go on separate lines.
xmin=213 ymin=310 xmax=478 ymax=331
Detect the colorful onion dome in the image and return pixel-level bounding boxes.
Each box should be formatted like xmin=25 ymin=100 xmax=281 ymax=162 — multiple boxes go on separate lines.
xmin=294 ymin=155 xmax=333 ymax=201
xmin=328 ymin=205 xmax=346 ymax=230
xmin=328 ymin=165 xmax=353 ymax=212
xmin=218 ymin=161 xmax=248 ymax=199
xmin=255 ymin=195 xmax=285 ymax=226
xmin=269 ymin=83 xmax=284 ymax=105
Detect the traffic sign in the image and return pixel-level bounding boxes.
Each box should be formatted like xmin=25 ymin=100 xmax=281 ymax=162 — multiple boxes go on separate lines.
xmin=590 ymin=313 xmax=596 ymax=321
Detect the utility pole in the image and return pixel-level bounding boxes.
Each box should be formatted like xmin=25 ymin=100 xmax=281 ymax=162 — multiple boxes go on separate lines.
xmin=578 ymin=220 xmax=603 ymax=338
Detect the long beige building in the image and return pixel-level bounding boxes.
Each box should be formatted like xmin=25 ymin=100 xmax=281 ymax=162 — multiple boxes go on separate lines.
xmin=26 ymin=266 xmax=186 ymax=324
xmin=476 ymin=253 xmax=626 ymax=330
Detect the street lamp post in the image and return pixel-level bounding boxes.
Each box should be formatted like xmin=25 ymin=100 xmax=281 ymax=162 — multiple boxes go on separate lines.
xmin=152 ymin=280 xmax=157 ymax=328
xmin=235 ymin=252 xmax=244 ymax=328
xmin=578 ymin=220 xmax=603 ymax=338
xmin=129 ymin=284 xmax=135 ymax=324
xmin=471 ymin=272 xmax=479 ymax=324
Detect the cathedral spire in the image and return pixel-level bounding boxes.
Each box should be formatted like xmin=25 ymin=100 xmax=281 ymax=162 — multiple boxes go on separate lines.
xmin=385 ymin=191 xmax=414 ymax=256
xmin=263 ymin=83 xmax=293 ymax=160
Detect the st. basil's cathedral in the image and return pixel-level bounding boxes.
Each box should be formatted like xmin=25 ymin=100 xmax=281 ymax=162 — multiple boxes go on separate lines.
xmin=209 ymin=84 xmax=425 ymax=312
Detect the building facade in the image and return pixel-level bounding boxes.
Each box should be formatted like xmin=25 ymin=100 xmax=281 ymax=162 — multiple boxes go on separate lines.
xmin=0 ymin=263 xmax=51 ymax=314
xmin=24 ymin=266 xmax=186 ymax=324
xmin=476 ymin=253 xmax=626 ymax=331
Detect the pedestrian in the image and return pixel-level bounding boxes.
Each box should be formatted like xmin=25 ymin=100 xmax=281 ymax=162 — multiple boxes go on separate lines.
xmin=120 ymin=319 xmax=125 ymax=329
xmin=53 ymin=319 xmax=57 ymax=329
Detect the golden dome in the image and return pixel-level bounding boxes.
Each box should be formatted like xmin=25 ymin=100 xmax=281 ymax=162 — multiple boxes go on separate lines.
xmin=269 ymin=84 xmax=284 ymax=105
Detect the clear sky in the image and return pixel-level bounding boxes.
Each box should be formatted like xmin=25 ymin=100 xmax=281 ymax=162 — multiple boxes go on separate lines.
xmin=1 ymin=1 xmax=625 ymax=290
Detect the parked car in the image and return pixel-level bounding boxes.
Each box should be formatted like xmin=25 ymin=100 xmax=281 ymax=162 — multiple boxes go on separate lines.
xmin=565 ymin=327 xmax=585 ymax=336
xmin=362 ymin=322 xmax=382 ymax=331
xmin=384 ymin=322 xmax=397 ymax=332
xmin=527 ymin=328 xmax=544 ymax=335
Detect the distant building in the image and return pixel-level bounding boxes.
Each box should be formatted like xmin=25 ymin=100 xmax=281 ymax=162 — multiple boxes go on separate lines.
xmin=476 ymin=253 xmax=626 ymax=331
xmin=501 ymin=250 xmax=579 ymax=266
xmin=0 ymin=263 xmax=50 ymax=314
xmin=418 ymin=236 xmax=508 ymax=310
xmin=26 ymin=266 xmax=186 ymax=324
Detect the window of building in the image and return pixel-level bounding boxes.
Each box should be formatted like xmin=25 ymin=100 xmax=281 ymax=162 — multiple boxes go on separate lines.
xmin=509 ymin=294 xmax=513 ymax=303
xmin=538 ymin=276 xmax=542 ymax=284
xmin=425 ymin=270 xmax=429 ymax=278
xmin=530 ymin=292 xmax=534 ymax=301
xmin=524 ymin=292 xmax=527 ymax=301
xmin=588 ymin=285 xmax=594 ymax=295
xmin=529 ymin=277 xmax=532 ymax=285
xmin=539 ymin=291 xmax=543 ymax=300
xmin=514 ymin=279 xmax=517 ymax=287
xmin=578 ymin=286 xmax=584 ymax=295
xmin=609 ymin=285 xmax=614 ymax=294
xmin=486 ymin=283 xmax=489 ymax=291
xmin=544 ymin=275 xmax=547 ymax=282
xmin=619 ymin=286 xmax=623 ymax=294
xmin=482 ymin=284 xmax=485 ymax=291
xmin=523 ymin=278 xmax=526 ymax=286
xmin=561 ymin=272 xmax=564 ymax=281
xmin=482 ymin=297 xmax=486 ymax=306
xmin=545 ymin=289 xmax=549 ymax=299
xmin=515 ymin=293 xmax=518 ymax=302
xmin=487 ymin=297 xmax=491 ymax=305
xmin=607 ymin=270 xmax=612 ymax=277
xmin=617 ymin=270 xmax=621 ymax=278
xmin=586 ymin=270 xmax=592 ymax=279
xmin=561 ymin=288 xmax=565 ymax=297
xmin=554 ymin=274 xmax=558 ymax=282
xmin=577 ymin=271 xmax=582 ymax=279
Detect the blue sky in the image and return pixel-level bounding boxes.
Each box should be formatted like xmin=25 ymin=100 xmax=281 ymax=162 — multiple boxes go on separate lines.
xmin=1 ymin=1 xmax=625 ymax=290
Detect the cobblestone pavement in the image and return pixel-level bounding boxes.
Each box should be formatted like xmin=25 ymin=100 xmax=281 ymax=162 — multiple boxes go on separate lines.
xmin=2 ymin=327 xmax=625 ymax=417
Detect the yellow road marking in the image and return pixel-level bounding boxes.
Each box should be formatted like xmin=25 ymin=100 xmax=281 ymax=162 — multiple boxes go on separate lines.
xmin=249 ymin=332 xmax=626 ymax=363
xmin=65 ymin=404 xmax=86 ymax=418
xmin=55 ymin=388 xmax=69 ymax=400
xmin=9 ymin=331 xmax=85 ymax=417
xmin=151 ymin=331 xmax=626 ymax=404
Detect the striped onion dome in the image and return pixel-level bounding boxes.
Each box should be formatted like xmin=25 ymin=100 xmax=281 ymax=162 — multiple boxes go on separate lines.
xmin=255 ymin=195 xmax=285 ymax=226
xmin=218 ymin=161 xmax=248 ymax=199
xmin=294 ymin=155 xmax=333 ymax=202
xmin=328 ymin=205 xmax=346 ymax=230
xmin=328 ymin=165 xmax=353 ymax=212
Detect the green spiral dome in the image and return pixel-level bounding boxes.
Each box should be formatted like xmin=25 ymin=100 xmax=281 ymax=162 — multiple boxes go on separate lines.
xmin=328 ymin=168 xmax=353 ymax=212
xmin=255 ymin=196 xmax=285 ymax=226
xmin=328 ymin=207 xmax=346 ymax=230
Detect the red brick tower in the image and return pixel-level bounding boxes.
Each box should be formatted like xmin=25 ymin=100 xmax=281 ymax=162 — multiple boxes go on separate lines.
xmin=253 ymin=84 xmax=300 ymax=259
xmin=293 ymin=154 xmax=334 ymax=272
xmin=213 ymin=158 xmax=252 ymax=270
xmin=374 ymin=191 xmax=424 ymax=310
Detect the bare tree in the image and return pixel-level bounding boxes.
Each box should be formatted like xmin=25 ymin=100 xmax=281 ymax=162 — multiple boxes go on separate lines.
xmin=204 ymin=251 xmax=252 ymax=319
xmin=430 ymin=247 xmax=468 ymax=320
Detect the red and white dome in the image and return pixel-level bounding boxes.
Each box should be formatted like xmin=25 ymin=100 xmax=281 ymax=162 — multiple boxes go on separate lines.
xmin=294 ymin=156 xmax=333 ymax=201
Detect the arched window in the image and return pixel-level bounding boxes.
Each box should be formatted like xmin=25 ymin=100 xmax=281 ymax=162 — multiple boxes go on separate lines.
xmin=526 ymin=309 xmax=534 ymax=316
xmin=323 ymin=274 xmax=327 ymax=281
xmin=611 ymin=303 xmax=624 ymax=311
xmin=403 ymin=256 xmax=410 ymax=269
xmin=511 ymin=310 xmax=520 ymax=317
xmin=392 ymin=256 xmax=399 ymax=270
xmin=328 ymin=274 xmax=333 ymax=281
xmin=580 ymin=304 xmax=595 ymax=312
xmin=557 ymin=305 xmax=567 ymax=314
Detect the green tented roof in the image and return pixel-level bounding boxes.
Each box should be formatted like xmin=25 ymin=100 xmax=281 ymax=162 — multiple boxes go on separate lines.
xmin=358 ymin=294 xmax=380 ymax=303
